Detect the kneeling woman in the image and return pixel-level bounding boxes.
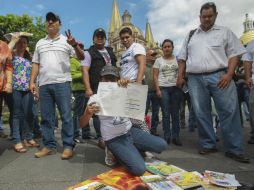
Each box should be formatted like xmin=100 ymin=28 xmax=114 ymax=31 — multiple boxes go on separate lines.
xmin=80 ymin=65 xmax=167 ymax=176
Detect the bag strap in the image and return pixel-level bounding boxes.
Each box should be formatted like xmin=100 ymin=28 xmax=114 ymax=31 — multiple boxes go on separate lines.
xmin=187 ymin=28 xmax=197 ymax=46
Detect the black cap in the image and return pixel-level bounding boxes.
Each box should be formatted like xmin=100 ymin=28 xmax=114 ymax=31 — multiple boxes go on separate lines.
xmin=93 ymin=28 xmax=106 ymax=39
xmin=46 ymin=12 xmax=61 ymax=24
xmin=100 ymin=65 xmax=119 ymax=78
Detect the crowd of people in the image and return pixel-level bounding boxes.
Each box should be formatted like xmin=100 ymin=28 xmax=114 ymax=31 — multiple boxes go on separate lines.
xmin=0 ymin=2 xmax=253 ymax=176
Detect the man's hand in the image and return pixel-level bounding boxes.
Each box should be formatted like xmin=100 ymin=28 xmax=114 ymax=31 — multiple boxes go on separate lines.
xmin=176 ymin=77 xmax=185 ymax=88
xmin=30 ymin=82 xmax=37 ymax=94
xmin=3 ymin=83 xmax=12 ymax=93
xmin=245 ymin=78 xmax=253 ymax=89
xmin=85 ymin=88 xmax=93 ymax=97
xmin=65 ymin=29 xmax=77 ymax=47
xmin=87 ymin=102 xmax=100 ymax=116
xmin=217 ymin=73 xmax=232 ymax=89
xmin=156 ymin=89 xmax=162 ymax=98
xmin=117 ymin=78 xmax=131 ymax=88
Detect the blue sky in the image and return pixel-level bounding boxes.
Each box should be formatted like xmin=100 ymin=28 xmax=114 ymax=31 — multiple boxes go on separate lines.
xmin=0 ymin=0 xmax=149 ymax=48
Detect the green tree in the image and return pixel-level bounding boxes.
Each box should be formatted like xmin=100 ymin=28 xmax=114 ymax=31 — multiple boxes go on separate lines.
xmin=0 ymin=14 xmax=46 ymax=52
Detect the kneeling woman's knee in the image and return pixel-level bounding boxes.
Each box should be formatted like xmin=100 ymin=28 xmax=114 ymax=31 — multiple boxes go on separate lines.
xmin=129 ymin=164 xmax=146 ymax=176
xmin=155 ymin=138 xmax=168 ymax=153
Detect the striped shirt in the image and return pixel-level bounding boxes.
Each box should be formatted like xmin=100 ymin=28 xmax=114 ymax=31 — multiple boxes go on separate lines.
xmin=32 ymin=34 xmax=75 ymax=86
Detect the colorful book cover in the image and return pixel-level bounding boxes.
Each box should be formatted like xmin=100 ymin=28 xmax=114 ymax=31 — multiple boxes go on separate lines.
xmin=141 ymin=175 xmax=183 ymax=190
xmin=168 ymin=171 xmax=203 ymax=189
xmin=204 ymin=170 xmax=241 ymax=188
xmin=67 ymin=167 xmax=150 ymax=190
xmin=146 ymin=160 xmax=185 ymax=176
xmin=73 ymin=181 xmax=117 ymax=190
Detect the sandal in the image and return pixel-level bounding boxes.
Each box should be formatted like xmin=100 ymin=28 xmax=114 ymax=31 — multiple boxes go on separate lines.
xmin=13 ymin=144 xmax=27 ymax=153
xmin=24 ymin=139 xmax=40 ymax=148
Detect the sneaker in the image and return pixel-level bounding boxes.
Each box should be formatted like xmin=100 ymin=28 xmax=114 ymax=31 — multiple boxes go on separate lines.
xmin=105 ymin=146 xmax=116 ymax=166
xmin=144 ymin=151 xmax=155 ymax=159
xmin=35 ymin=147 xmax=56 ymax=158
xmin=225 ymin=152 xmax=250 ymax=163
xmin=61 ymin=149 xmax=73 ymax=160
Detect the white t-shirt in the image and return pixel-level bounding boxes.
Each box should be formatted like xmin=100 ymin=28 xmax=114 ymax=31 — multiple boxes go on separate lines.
xmin=88 ymin=94 xmax=132 ymax=141
xmin=81 ymin=48 xmax=112 ymax=67
xmin=242 ymin=40 xmax=254 ymax=82
xmin=120 ymin=43 xmax=146 ymax=81
xmin=153 ymin=56 xmax=178 ymax=87
xmin=32 ymin=34 xmax=75 ymax=86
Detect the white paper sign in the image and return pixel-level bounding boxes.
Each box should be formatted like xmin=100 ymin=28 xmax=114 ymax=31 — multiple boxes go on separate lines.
xmin=96 ymin=82 xmax=148 ymax=121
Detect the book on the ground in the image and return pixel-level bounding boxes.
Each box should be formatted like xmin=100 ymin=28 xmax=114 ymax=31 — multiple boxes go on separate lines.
xmin=73 ymin=181 xmax=117 ymax=190
xmin=141 ymin=175 xmax=183 ymax=190
xmin=145 ymin=160 xmax=185 ymax=177
xmin=204 ymin=170 xmax=241 ymax=188
xmin=168 ymin=171 xmax=203 ymax=189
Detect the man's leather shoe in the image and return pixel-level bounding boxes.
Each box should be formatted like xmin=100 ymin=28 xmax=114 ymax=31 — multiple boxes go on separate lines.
xmin=225 ymin=152 xmax=250 ymax=163
xmin=61 ymin=149 xmax=73 ymax=160
xmin=35 ymin=147 xmax=56 ymax=158
xmin=199 ymin=147 xmax=218 ymax=155
xmin=248 ymin=139 xmax=254 ymax=144
xmin=172 ymin=138 xmax=183 ymax=146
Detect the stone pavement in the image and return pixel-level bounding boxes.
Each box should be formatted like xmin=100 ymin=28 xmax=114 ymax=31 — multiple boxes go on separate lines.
xmin=0 ymin=122 xmax=254 ymax=190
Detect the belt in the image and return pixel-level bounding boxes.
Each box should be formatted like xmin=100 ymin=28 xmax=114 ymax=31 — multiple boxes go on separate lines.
xmin=187 ymin=68 xmax=227 ymax=75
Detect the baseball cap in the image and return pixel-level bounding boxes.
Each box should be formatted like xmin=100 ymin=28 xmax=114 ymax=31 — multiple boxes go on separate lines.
xmin=100 ymin=65 xmax=119 ymax=78
xmin=46 ymin=12 xmax=61 ymax=23
xmin=93 ymin=28 xmax=106 ymax=39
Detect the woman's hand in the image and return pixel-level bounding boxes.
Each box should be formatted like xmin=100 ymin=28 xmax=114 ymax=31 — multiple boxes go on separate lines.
xmin=117 ymin=78 xmax=131 ymax=88
xmin=3 ymin=83 xmax=12 ymax=93
xmin=86 ymin=102 xmax=100 ymax=116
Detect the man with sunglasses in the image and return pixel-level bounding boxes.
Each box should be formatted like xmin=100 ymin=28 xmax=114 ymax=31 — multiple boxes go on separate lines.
xmin=30 ymin=12 xmax=84 ymax=159
xmin=177 ymin=2 xmax=250 ymax=163
xmin=81 ymin=28 xmax=117 ymax=148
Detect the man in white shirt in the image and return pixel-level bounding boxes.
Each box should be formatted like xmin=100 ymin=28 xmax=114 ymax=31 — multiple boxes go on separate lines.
xmin=242 ymin=40 xmax=254 ymax=144
xmin=177 ymin=2 xmax=249 ymax=163
xmin=30 ymin=12 xmax=84 ymax=159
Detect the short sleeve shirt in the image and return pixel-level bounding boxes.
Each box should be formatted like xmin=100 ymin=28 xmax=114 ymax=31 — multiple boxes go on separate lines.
xmin=88 ymin=94 xmax=132 ymax=141
xmin=178 ymin=25 xmax=246 ymax=73
xmin=153 ymin=56 xmax=178 ymax=87
xmin=242 ymin=40 xmax=254 ymax=81
xmin=120 ymin=43 xmax=146 ymax=81
xmin=32 ymin=34 xmax=75 ymax=86
xmin=12 ymin=56 xmax=32 ymax=91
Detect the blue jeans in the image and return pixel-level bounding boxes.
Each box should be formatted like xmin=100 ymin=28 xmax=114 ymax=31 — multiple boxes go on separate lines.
xmin=249 ymin=86 xmax=254 ymax=141
xmin=187 ymin=71 xmax=244 ymax=154
xmin=12 ymin=90 xmax=34 ymax=144
xmin=106 ymin=127 xmax=167 ymax=176
xmin=39 ymin=82 xmax=74 ymax=149
xmin=145 ymin=90 xmax=160 ymax=133
xmin=160 ymin=86 xmax=182 ymax=140
xmin=72 ymin=91 xmax=90 ymax=138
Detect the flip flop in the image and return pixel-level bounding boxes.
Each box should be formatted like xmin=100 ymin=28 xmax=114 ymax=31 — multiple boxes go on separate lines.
xmin=24 ymin=140 xmax=40 ymax=148
xmin=13 ymin=146 xmax=27 ymax=153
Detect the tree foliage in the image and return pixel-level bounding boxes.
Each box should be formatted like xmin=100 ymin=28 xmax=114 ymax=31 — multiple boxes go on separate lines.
xmin=0 ymin=14 xmax=47 ymax=52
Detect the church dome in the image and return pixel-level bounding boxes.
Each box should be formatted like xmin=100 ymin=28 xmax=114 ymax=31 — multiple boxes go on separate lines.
xmin=240 ymin=30 xmax=254 ymax=45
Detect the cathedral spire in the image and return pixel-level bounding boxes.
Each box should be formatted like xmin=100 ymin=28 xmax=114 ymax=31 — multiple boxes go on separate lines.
xmin=145 ymin=20 xmax=155 ymax=48
xmin=109 ymin=0 xmax=122 ymax=33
